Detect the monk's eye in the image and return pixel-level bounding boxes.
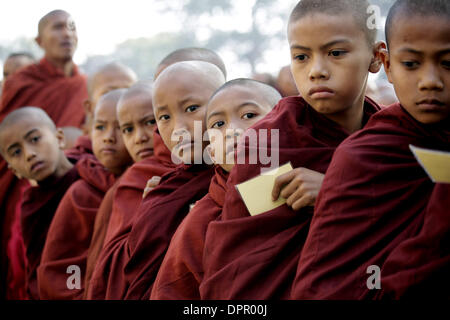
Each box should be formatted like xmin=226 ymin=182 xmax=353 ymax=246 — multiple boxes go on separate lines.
xmin=402 ymin=61 xmax=419 ymax=69
xmin=158 ymin=115 xmax=170 ymax=121
xmin=293 ymin=54 xmax=308 ymax=62
xmin=329 ymin=50 xmax=347 ymax=57
xmin=146 ymin=119 xmax=156 ymax=126
xmin=442 ymin=60 xmax=450 ymax=69
xmin=95 ymin=125 xmax=105 ymax=131
xmin=242 ymin=113 xmax=257 ymax=120
xmin=11 ymin=148 xmax=21 ymax=157
xmin=30 ymin=136 xmax=40 ymax=143
xmin=211 ymin=120 xmax=225 ymax=129
xmin=185 ymin=105 xmax=200 ymax=113
xmin=122 ymin=126 xmax=133 ymax=134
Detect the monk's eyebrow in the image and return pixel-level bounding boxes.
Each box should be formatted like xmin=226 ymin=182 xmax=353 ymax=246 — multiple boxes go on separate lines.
xmin=399 ymin=48 xmax=423 ymax=55
xmin=207 ymin=110 xmax=225 ymax=121
xmin=154 ymin=105 xmax=168 ymax=114
xmin=24 ymin=128 xmax=39 ymax=139
xmin=290 ymin=44 xmax=311 ymax=51
xmin=320 ymin=39 xmax=352 ymax=50
xmin=6 ymin=128 xmax=38 ymax=153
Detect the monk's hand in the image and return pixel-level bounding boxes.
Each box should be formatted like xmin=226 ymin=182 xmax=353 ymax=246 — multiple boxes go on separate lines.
xmin=271 ymin=168 xmax=324 ymax=211
xmin=143 ymin=176 xmax=161 ymax=199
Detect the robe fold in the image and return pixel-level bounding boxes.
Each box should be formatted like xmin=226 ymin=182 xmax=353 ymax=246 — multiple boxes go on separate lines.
xmin=199 ymin=96 xmax=380 ymax=300
xmin=151 ymin=166 xmax=228 ymax=300
xmin=64 ymin=135 xmax=93 ymax=160
xmin=21 ymin=163 xmax=80 ymax=299
xmin=291 ymin=103 xmax=450 ymax=300
xmin=0 ymin=58 xmax=87 ymax=298
xmin=86 ymin=131 xmax=176 ymax=299
xmin=83 ymin=180 xmax=119 ymax=298
xmin=377 ymin=184 xmax=450 ymax=300
xmin=124 ymin=164 xmax=215 ymax=300
xmin=37 ymin=155 xmax=116 ymax=299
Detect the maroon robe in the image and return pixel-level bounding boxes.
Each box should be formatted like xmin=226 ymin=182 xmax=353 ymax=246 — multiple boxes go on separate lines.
xmin=64 ymin=135 xmax=93 ymax=159
xmin=291 ymin=103 xmax=450 ymax=299
xmin=83 ymin=179 xmax=120 ymax=298
xmin=0 ymin=58 xmax=87 ymax=298
xmin=151 ymin=166 xmax=228 ymax=300
xmin=86 ymin=132 xmax=176 ymax=299
xmin=199 ymin=96 xmax=380 ymax=299
xmin=21 ymin=163 xmax=80 ymax=299
xmin=37 ymin=155 xmax=116 ymax=299
xmin=124 ymin=164 xmax=215 ymax=299
xmin=378 ymin=184 xmax=450 ymax=299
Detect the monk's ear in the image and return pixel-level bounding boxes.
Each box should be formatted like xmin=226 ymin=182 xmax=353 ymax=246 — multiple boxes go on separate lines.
xmin=55 ymin=128 xmax=66 ymax=150
xmin=35 ymin=36 xmax=43 ymax=49
xmin=380 ymin=48 xmax=394 ymax=85
xmin=369 ymin=41 xmax=386 ymax=74
xmin=83 ymin=99 xmax=93 ymax=114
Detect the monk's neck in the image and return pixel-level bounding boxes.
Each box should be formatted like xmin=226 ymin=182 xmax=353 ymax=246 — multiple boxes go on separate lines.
xmin=325 ymin=96 xmax=366 ymax=134
xmin=45 ymin=56 xmax=74 ymax=77
xmin=54 ymin=156 xmax=74 ymax=179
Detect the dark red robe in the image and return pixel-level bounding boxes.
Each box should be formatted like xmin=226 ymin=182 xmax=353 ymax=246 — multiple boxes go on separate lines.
xmin=83 ymin=179 xmax=119 ymax=298
xmin=64 ymin=135 xmax=93 ymax=159
xmin=0 ymin=58 xmax=87 ymax=299
xmin=377 ymin=183 xmax=450 ymax=299
xmin=291 ymin=103 xmax=450 ymax=300
xmin=123 ymin=164 xmax=215 ymax=300
xmin=21 ymin=163 xmax=80 ymax=300
xmin=86 ymin=132 xmax=176 ymax=299
xmin=151 ymin=166 xmax=228 ymax=300
xmin=0 ymin=58 xmax=87 ymax=127
xmin=37 ymin=155 xmax=117 ymax=299
xmin=199 ymin=96 xmax=380 ymax=299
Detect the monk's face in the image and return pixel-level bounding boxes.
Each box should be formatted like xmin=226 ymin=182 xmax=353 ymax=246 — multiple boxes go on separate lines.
xmin=3 ymin=56 xmax=34 ymax=82
xmin=118 ymin=93 xmax=156 ymax=162
xmin=206 ymin=86 xmax=273 ymax=172
xmin=288 ymin=13 xmax=380 ymax=118
xmin=153 ymin=71 xmax=214 ymax=164
xmin=91 ymin=98 xmax=132 ymax=175
xmin=383 ymin=15 xmax=450 ymax=124
xmin=0 ymin=120 xmax=65 ymax=181
xmin=37 ymin=12 xmax=77 ymax=61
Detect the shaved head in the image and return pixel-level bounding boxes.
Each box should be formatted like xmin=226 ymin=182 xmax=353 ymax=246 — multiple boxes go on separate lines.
xmin=154 ymin=47 xmax=227 ymax=79
xmin=88 ymin=62 xmax=138 ymax=98
xmin=0 ymin=107 xmax=56 ymax=137
xmin=38 ymin=10 xmax=71 ymax=36
xmin=117 ymin=80 xmax=152 ymax=115
xmin=154 ymin=60 xmax=226 ymax=94
xmin=385 ymin=0 xmax=450 ymax=48
xmin=289 ymin=0 xmax=377 ymax=46
xmin=210 ymin=78 xmax=282 ymax=108
xmin=95 ymin=88 xmax=127 ymax=114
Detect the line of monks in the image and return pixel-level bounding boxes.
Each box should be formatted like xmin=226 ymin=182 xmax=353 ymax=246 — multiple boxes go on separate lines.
xmin=0 ymin=0 xmax=448 ymax=300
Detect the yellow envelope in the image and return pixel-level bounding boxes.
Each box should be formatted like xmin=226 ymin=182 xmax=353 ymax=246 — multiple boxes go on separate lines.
xmin=236 ymin=162 xmax=294 ymax=216
xmin=410 ymin=145 xmax=450 ymax=183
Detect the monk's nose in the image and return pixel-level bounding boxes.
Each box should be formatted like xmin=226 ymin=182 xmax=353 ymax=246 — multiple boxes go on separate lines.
xmin=418 ymin=63 xmax=444 ymax=91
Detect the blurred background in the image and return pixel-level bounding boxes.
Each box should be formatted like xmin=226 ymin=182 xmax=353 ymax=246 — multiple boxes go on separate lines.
xmin=0 ymin=0 xmax=395 ymax=84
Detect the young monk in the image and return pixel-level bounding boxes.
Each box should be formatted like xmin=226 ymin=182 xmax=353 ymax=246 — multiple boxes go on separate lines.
xmin=85 ymin=81 xmax=177 ymax=299
xmin=0 ymin=10 xmax=87 ymax=298
xmin=2 ymin=53 xmax=35 ymax=89
xmin=88 ymin=61 xmax=225 ymax=300
xmin=199 ymin=0 xmax=384 ymax=299
xmin=0 ymin=107 xmax=80 ymax=299
xmin=151 ymin=78 xmax=281 ymax=300
xmin=36 ymin=89 xmax=132 ymax=300
xmin=86 ymin=47 xmax=228 ymax=299
xmin=66 ymin=62 xmax=138 ymax=159
xmin=292 ymin=0 xmax=450 ymax=300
